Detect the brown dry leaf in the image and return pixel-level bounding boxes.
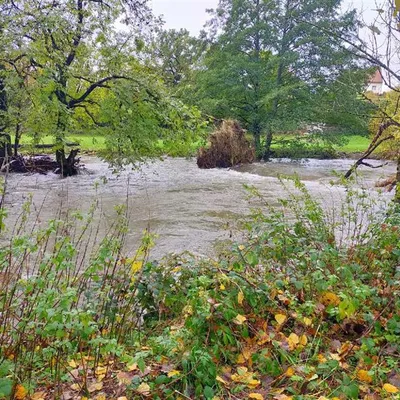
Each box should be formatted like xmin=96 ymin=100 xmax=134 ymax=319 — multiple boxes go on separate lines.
xmin=237 ymin=354 xmax=246 ymax=364
xmin=137 ymin=383 xmax=151 ymax=395
xmin=383 ymin=383 xmax=399 ymax=393
xmin=275 ymin=314 xmax=286 ymax=325
xmin=117 ymin=397 xmax=128 ymax=400
xmin=357 ymin=369 xmax=373 ymax=384
xmin=321 ymin=292 xmax=340 ymax=306
xmin=249 ymin=394 xmax=264 ymax=399
xmin=234 ymin=314 xmax=247 ymax=325
xmin=94 ymin=394 xmax=106 ymax=400
xmin=117 ymin=372 xmax=133 ymax=385
xmin=14 ymin=385 xmax=27 ymax=400
xmin=31 ymin=392 xmax=46 ymax=400
xmin=88 ymin=382 xmax=103 ymax=393
xmin=70 ymin=384 xmax=81 ymax=391
xmin=238 ymin=291 xmax=244 ymax=305
xmin=274 ymin=395 xmax=293 ymax=400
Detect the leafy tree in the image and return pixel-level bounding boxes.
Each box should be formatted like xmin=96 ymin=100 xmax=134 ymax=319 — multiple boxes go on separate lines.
xmin=149 ymin=28 xmax=205 ymax=90
xmin=0 ymin=0 xmax=205 ymax=175
xmin=195 ymin=0 xmax=360 ymax=159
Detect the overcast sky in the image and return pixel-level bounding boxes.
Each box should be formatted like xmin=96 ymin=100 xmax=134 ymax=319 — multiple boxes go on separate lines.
xmin=151 ymin=0 xmax=380 ymax=35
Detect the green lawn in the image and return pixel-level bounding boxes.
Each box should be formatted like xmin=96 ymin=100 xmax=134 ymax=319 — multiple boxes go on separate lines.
xmin=18 ymin=133 xmax=371 ymax=155
xmin=336 ymin=135 xmax=370 ymax=153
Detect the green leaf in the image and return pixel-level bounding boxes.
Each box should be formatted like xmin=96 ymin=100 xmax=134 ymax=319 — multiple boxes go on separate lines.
xmin=204 ymin=386 xmax=214 ymax=399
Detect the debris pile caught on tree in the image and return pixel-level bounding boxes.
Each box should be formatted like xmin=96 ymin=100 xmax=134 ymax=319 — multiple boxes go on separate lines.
xmin=0 ymin=153 xmax=81 ymax=175
xmin=197 ymin=120 xmax=255 ymax=169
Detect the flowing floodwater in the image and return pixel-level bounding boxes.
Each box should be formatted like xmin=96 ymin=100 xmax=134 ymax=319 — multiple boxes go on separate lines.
xmin=2 ymin=156 xmax=396 ymax=258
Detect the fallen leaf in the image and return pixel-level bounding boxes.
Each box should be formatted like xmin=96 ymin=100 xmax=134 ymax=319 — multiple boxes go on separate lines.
xmin=287 ymin=333 xmax=300 ymax=350
xmin=68 ymin=360 xmax=78 ymax=368
xmin=70 ymin=384 xmax=81 ymax=391
xmin=117 ymin=372 xmax=133 ymax=385
xmin=299 ymin=334 xmax=308 ymax=346
xmin=234 ymin=314 xmax=247 ymax=325
xmin=14 ymin=385 xmax=27 ymax=400
xmin=167 ymin=370 xmax=181 ymax=378
xmin=321 ymin=292 xmax=340 ymax=306
xmin=286 ymin=367 xmax=295 ymax=377
xmin=95 ymin=395 xmax=106 ymax=400
xmin=303 ymin=317 xmax=312 ymax=326
xmin=219 ymin=284 xmax=226 ymax=290
xmin=383 ymin=383 xmax=399 ymax=393
xmin=31 ymin=392 xmax=46 ymax=400
xmin=275 ymin=314 xmax=286 ymax=325
xmin=127 ymin=363 xmax=138 ymax=371
xmin=216 ymin=376 xmax=228 ymax=385
xmin=95 ymin=366 xmax=107 ymax=376
xmin=117 ymin=398 xmax=128 ymax=400
xmin=247 ymin=379 xmax=261 ymax=389
xmin=357 ymin=369 xmax=373 ymax=384
xmin=137 ymin=383 xmax=151 ymax=395
xmin=249 ymin=394 xmax=263 ymax=399
xmin=238 ymin=291 xmax=244 ymax=305
xmin=88 ymin=382 xmax=103 ymax=393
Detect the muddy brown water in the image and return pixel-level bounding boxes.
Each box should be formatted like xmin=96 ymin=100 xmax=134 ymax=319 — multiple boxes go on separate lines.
xmin=2 ymin=156 xmax=396 ymax=258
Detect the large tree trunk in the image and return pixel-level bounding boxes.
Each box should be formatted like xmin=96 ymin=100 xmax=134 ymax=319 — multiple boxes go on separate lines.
xmin=263 ymin=128 xmax=274 ymax=161
xmin=56 ymin=147 xmax=80 ymax=177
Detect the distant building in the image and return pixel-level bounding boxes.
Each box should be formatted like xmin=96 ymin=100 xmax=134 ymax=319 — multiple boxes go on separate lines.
xmin=367 ymin=69 xmax=384 ymax=95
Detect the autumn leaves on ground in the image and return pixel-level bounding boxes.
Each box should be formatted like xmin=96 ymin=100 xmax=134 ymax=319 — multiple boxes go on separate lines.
xmin=1 ymin=181 xmax=399 ymax=400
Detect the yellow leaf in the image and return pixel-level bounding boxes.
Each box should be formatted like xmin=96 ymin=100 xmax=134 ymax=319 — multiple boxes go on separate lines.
xmin=303 ymin=317 xmax=312 ymax=326
xmin=383 ymin=383 xmax=399 ymax=393
xmin=285 ymin=367 xmax=295 ymax=377
xmin=216 ymin=376 xmax=228 ymax=385
xmin=287 ymin=333 xmax=300 ymax=350
xmin=357 ymin=369 xmax=373 ymax=384
xmin=247 ymin=379 xmax=261 ymax=389
xmin=95 ymin=366 xmax=107 ymax=376
xmin=249 ymin=394 xmax=264 ymax=399
xmin=219 ymin=284 xmax=226 ymax=290
xmin=239 ymin=245 xmax=245 ymax=251
xmin=70 ymin=383 xmax=81 ymax=391
xmin=234 ymin=314 xmax=247 ymax=325
xmin=127 ymin=363 xmax=137 ymax=371
xmin=137 ymin=383 xmax=151 ymax=394
xmin=88 ymin=382 xmax=103 ymax=393
xmin=237 ymin=354 xmax=246 ymax=364
xmin=321 ymin=292 xmax=340 ymax=306
xmin=237 ymin=366 xmax=248 ymax=375
xmin=299 ymin=334 xmax=308 ymax=346
xmin=117 ymin=398 xmax=128 ymax=400
xmin=14 ymin=385 xmax=27 ymax=400
xmin=238 ymin=291 xmax=244 ymax=305
xmin=95 ymin=395 xmax=106 ymax=400
xmin=275 ymin=314 xmax=286 ymax=325
xmin=68 ymin=360 xmax=78 ymax=368
xmin=167 ymin=370 xmax=181 ymax=378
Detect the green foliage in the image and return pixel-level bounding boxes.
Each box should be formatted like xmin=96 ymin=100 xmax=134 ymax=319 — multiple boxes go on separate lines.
xmin=191 ymin=0 xmax=364 ymax=158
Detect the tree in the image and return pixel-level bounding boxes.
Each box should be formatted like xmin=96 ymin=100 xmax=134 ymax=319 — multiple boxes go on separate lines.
xmin=0 ymin=0 xmax=202 ymax=175
xmin=324 ymin=1 xmax=400 ymax=203
xmin=194 ymin=0 xmax=360 ymax=159
xmin=149 ymin=28 xmax=205 ymax=90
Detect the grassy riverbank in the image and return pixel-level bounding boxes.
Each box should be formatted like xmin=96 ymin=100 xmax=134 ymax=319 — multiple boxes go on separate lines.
xmin=0 ymin=181 xmax=399 ymax=399
xmin=17 ymin=134 xmax=370 ymax=157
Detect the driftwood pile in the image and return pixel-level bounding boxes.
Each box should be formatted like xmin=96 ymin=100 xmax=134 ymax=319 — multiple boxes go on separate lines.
xmin=0 ymin=154 xmax=81 ymax=175
xmin=197 ymin=120 xmax=255 ymax=169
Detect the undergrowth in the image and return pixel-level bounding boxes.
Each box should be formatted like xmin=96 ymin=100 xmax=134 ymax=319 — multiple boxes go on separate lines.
xmin=0 ymin=179 xmax=399 ymax=400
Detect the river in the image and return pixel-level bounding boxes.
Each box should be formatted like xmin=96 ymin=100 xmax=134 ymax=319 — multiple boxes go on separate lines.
xmin=2 ymin=156 xmax=396 ymax=258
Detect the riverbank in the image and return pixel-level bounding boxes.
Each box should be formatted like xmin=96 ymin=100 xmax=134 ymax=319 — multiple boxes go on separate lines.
xmin=15 ymin=134 xmax=372 ymax=158
xmin=1 ymin=176 xmax=398 ymax=399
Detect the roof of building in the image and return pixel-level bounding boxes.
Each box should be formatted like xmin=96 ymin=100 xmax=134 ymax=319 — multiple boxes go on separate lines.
xmin=370 ymin=69 xmax=383 ymax=84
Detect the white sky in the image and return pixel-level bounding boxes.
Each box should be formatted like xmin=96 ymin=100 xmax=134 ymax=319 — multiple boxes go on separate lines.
xmin=151 ymin=0 xmax=380 ymax=35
